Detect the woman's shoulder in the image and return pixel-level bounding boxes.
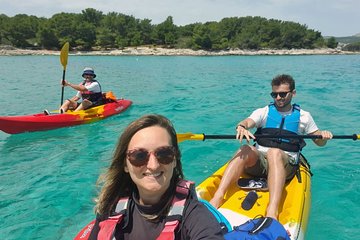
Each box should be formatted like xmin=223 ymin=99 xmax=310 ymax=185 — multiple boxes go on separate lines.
xmin=180 ymin=198 xmax=224 ymax=239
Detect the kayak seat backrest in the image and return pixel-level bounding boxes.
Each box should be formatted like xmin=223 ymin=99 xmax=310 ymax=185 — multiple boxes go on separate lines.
xmin=103 ymin=91 xmax=117 ymax=103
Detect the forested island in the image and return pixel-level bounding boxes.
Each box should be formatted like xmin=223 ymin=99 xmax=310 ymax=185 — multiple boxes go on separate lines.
xmin=0 ymin=8 xmax=359 ymax=53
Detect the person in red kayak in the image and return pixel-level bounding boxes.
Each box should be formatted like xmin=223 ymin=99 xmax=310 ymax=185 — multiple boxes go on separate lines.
xmin=44 ymin=67 xmax=103 ymax=115
xmin=209 ymin=74 xmax=333 ymax=220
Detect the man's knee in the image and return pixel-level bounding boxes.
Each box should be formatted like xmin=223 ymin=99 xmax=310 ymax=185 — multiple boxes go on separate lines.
xmin=69 ymin=101 xmax=78 ymax=109
xmin=233 ymin=145 xmax=258 ymax=165
xmin=240 ymin=144 xmax=256 ymax=153
xmin=77 ymin=100 xmax=92 ymax=110
xmin=266 ymin=148 xmax=287 ymax=166
xmin=267 ymin=148 xmax=285 ymax=158
xmin=83 ymin=99 xmax=92 ymax=105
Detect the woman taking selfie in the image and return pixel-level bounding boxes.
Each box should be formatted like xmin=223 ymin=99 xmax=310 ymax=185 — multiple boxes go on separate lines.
xmin=75 ymin=114 xmax=224 ymax=240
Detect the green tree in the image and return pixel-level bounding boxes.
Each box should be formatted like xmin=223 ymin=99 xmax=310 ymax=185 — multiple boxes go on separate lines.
xmin=178 ymin=23 xmax=197 ymax=37
xmin=280 ymin=22 xmax=307 ymax=49
xmin=326 ymin=37 xmax=338 ymax=48
xmin=265 ymin=21 xmax=282 ymax=48
xmin=49 ymin=13 xmax=78 ymax=46
xmin=124 ymin=17 xmax=141 ymax=46
xmin=155 ymin=16 xmax=177 ymax=46
xmin=218 ymin=17 xmax=241 ymax=41
xmin=4 ymin=14 xmax=40 ymax=48
xmin=234 ymin=17 xmax=262 ymax=49
xmin=177 ymin=24 xmax=197 ymax=48
xmin=138 ymin=19 xmax=153 ymax=45
xmin=192 ymin=24 xmax=212 ymax=50
xmin=37 ymin=23 xmax=59 ymax=49
xmin=205 ymin=21 xmax=225 ymax=50
xmin=74 ymin=21 xmax=97 ymax=50
xmin=302 ymin=30 xmax=322 ymax=48
xmin=0 ymin=14 xmax=10 ymax=44
xmin=96 ymin=28 xmax=116 ymax=48
xmin=81 ymin=8 xmax=103 ymax=27
xmin=101 ymin=12 xmax=121 ymax=33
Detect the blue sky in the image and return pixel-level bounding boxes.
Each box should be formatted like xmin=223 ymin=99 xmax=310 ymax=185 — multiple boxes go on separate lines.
xmin=1 ymin=0 xmax=359 ymax=37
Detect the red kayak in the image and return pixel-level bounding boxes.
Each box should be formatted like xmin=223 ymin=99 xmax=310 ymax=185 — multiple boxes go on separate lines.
xmin=0 ymin=99 xmax=132 ymax=134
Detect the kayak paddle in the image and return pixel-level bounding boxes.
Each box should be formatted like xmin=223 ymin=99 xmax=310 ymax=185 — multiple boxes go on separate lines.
xmin=177 ymin=133 xmax=360 ymax=143
xmin=60 ymin=42 xmax=69 ymax=106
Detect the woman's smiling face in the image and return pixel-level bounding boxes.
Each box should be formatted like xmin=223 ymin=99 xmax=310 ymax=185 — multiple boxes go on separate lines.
xmin=124 ymin=125 xmax=176 ymax=205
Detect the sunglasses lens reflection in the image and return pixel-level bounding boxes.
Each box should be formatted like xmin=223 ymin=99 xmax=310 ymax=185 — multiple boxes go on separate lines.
xmin=155 ymin=148 xmax=175 ymax=163
xmin=127 ymin=146 xmax=175 ymax=167
xmin=128 ymin=150 xmax=148 ymax=166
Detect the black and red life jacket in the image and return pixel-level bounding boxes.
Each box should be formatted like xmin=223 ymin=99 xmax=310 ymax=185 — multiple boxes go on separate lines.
xmin=74 ymin=180 xmax=193 ymax=240
xmin=81 ymin=80 xmax=103 ymax=102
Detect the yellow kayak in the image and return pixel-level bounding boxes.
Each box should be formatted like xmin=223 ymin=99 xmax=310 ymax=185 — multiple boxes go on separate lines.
xmin=196 ymin=156 xmax=312 ymax=240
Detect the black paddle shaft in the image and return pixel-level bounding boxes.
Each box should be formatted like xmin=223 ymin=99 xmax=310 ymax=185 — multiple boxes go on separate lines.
xmin=203 ymin=134 xmax=358 ymax=141
xmin=60 ymin=70 xmax=66 ymax=105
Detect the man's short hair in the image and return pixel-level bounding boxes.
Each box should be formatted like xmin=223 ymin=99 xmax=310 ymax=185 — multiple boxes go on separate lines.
xmin=271 ymin=74 xmax=295 ymax=91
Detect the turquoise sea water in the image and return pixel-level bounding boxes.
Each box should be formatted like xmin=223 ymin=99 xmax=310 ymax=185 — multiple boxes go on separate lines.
xmin=0 ymin=54 xmax=359 ymax=239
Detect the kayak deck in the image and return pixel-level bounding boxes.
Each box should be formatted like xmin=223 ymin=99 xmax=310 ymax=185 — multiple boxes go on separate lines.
xmin=0 ymin=99 xmax=132 ymax=134
xmin=196 ymin=158 xmax=312 ymax=240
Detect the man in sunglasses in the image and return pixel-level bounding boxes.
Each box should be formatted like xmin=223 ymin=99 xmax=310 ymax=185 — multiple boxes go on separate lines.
xmin=210 ymin=74 xmax=333 ymax=220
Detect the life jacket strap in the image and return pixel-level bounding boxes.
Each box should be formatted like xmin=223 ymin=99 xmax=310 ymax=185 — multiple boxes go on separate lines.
xmin=97 ymin=198 xmax=128 ymax=239
xmin=98 ymin=215 xmax=124 ymax=239
xmin=157 ymin=180 xmax=193 ymax=240
xmin=157 ymin=220 xmax=180 ymax=240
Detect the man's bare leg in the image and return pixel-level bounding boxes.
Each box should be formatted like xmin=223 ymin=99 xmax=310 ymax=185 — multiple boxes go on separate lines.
xmin=265 ymin=148 xmax=288 ymax=220
xmin=209 ymin=145 xmax=258 ymax=208
xmin=75 ymin=99 xmax=92 ymax=111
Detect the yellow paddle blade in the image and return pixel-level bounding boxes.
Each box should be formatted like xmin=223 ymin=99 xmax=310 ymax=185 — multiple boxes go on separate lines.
xmin=177 ymin=133 xmax=205 ymax=143
xmin=60 ymin=42 xmax=69 ymax=70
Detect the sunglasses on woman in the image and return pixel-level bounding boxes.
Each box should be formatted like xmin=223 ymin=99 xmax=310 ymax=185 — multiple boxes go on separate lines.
xmin=126 ymin=146 xmax=176 ymax=167
xmin=270 ymin=91 xmax=291 ymax=98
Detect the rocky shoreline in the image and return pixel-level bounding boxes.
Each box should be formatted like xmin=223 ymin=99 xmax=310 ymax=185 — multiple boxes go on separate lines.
xmin=0 ymin=46 xmax=358 ymax=56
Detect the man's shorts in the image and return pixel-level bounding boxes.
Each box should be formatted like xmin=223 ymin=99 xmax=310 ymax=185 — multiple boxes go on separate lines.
xmin=91 ymin=98 xmax=105 ymax=107
xmin=244 ymin=151 xmax=297 ymax=180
